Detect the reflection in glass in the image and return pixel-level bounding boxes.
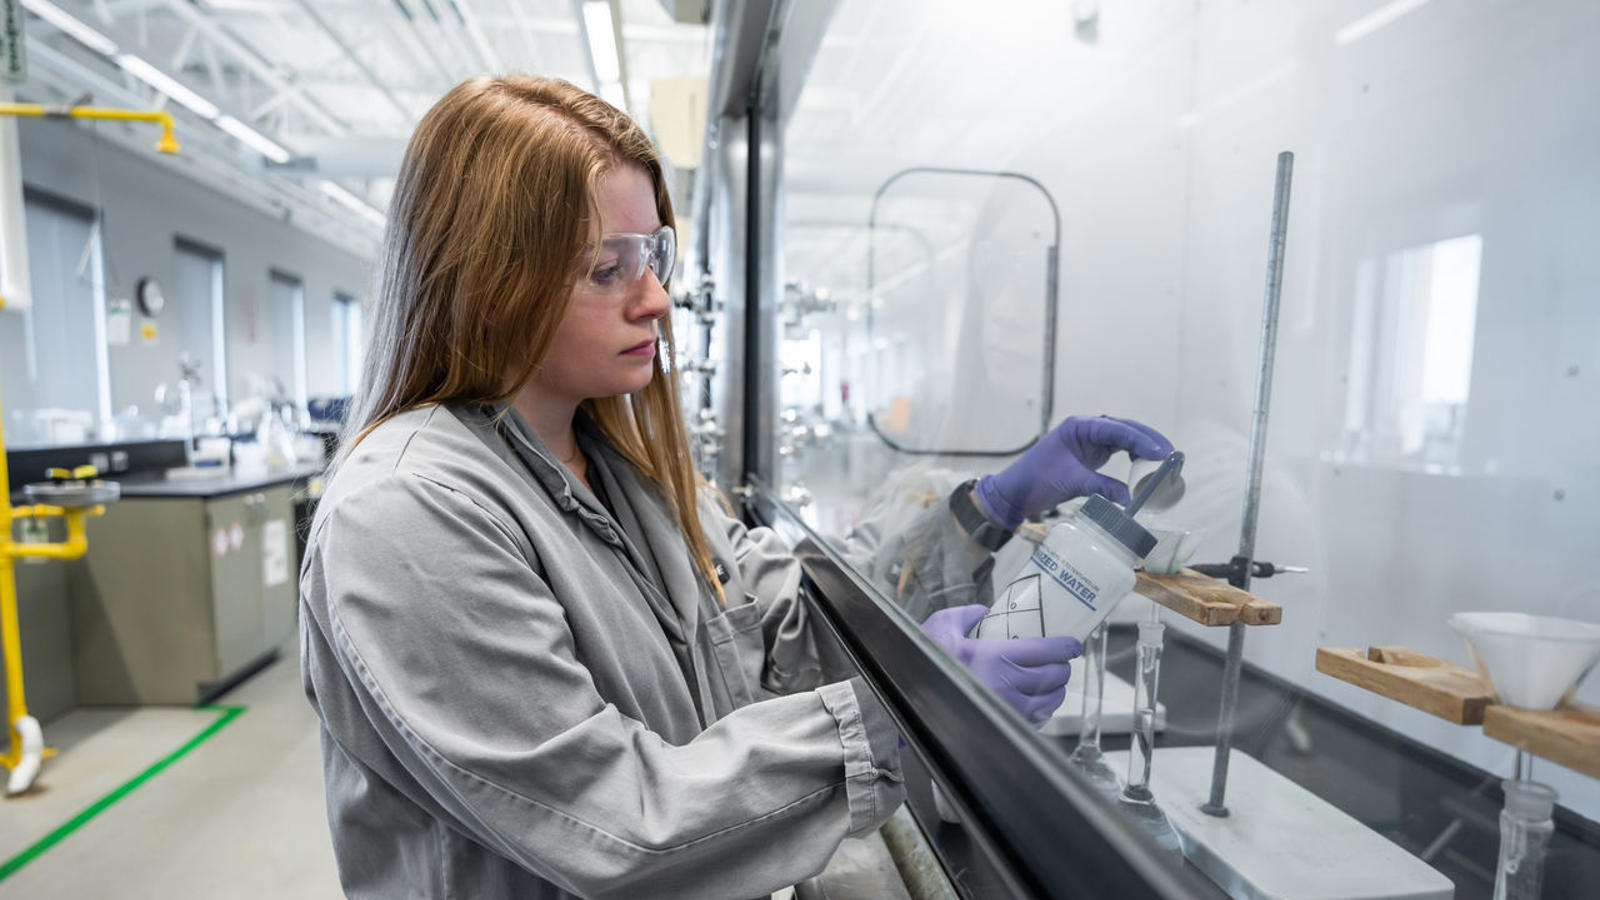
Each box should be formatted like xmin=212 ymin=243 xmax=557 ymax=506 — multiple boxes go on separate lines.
xmin=1342 ymin=234 xmax=1482 ymax=467
xmin=865 ymin=168 xmax=1058 ymax=456
xmin=1118 ymin=615 xmax=1182 ymax=859
xmin=1067 ymin=623 xmax=1122 ymax=797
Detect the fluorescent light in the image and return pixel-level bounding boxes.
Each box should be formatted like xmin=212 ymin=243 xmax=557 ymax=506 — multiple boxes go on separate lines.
xmin=582 ymin=1 xmax=621 ymax=85
xmin=25 ymin=1 xmax=296 ymax=167
xmin=116 ymin=53 xmax=221 ymax=119
xmin=21 ymin=0 xmax=119 ymax=56
xmin=215 ymin=115 xmax=292 ymax=163
xmin=319 ymin=180 xmax=387 ymax=228
xmin=1335 ymin=0 xmax=1431 ymax=45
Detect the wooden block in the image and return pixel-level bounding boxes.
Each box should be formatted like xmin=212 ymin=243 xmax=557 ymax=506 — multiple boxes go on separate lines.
xmin=1483 ymin=702 xmax=1600 ymax=780
xmin=1315 ymin=646 xmax=1493 ymax=725
xmin=1135 ymin=568 xmax=1282 ymax=627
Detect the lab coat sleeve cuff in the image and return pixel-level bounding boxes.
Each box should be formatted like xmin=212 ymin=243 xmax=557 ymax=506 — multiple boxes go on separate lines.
xmin=817 ymin=679 xmax=904 ymax=838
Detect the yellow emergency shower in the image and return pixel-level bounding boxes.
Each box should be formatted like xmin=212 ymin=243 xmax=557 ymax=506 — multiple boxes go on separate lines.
xmin=0 ymin=102 xmax=177 ymax=794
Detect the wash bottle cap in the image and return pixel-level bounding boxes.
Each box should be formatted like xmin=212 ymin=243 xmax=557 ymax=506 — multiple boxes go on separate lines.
xmin=1081 ymin=494 xmax=1158 ymax=558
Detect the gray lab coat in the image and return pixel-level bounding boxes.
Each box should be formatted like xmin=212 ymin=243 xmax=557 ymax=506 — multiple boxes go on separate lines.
xmin=841 ymin=468 xmax=999 ymax=624
xmin=298 ymin=403 xmax=903 ymax=899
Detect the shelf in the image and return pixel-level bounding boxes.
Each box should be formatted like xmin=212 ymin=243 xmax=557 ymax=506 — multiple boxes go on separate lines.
xmin=1316 ymin=644 xmax=1600 ymax=779
xmin=1134 ymin=568 xmax=1281 ymax=627
xmin=1315 ymin=646 xmax=1494 ymax=725
xmin=1483 ymin=702 xmax=1600 ymax=780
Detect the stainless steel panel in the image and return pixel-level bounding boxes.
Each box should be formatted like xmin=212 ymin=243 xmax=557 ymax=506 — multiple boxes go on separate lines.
xmin=68 ymin=498 xmax=216 ymax=704
xmin=207 ymin=493 xmax=260 ymax=677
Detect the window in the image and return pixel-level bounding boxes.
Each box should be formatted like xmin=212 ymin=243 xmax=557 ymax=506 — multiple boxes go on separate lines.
xmin=0 ymin=191 xmax=107 ymax=446
xmin=173 ymin=237 xmax=228 ymax=413
xmin=267 ymin=270 xmax=308 ymax=413
xmin=1343 ymin=234 xmax=1483 ymax=466
xmin=331 ymin=292 xmax=364 ymax=397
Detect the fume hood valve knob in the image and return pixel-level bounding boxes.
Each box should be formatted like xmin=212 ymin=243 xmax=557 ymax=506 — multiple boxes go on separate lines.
xmin=674 ymin=274 xmax=719 ymax=317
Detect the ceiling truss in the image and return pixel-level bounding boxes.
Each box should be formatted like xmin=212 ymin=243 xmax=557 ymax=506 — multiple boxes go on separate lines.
xmin=16 ymin=0 xmax=711 ymax=258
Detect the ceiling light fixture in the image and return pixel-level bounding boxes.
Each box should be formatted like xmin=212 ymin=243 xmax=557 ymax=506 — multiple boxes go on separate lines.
xmin=319 ymin=180 xmax=387 ymax=228
xmin=114 ymin=53 xmax=221 ymax=119
xmin=582 ymin=0 xmax=626 ymax=107
xmin=582 ymin=1 xmax=621 ymax=83
xmin=216 ymin=115 xmax=292 ymax=164
xmin=20 ymin=0 xmax=119 ymax=56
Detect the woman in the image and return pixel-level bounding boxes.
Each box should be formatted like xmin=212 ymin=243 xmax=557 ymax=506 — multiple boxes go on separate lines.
xmin=300 ymin=75 xmax=1172 ymax=899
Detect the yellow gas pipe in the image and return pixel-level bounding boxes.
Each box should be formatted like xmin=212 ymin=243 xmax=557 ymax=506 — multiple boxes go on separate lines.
xmin=0 ymin=103 xmax=180 ymax=154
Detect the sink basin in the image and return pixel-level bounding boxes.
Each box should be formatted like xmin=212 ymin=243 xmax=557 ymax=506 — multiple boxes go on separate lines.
xmin=1449 ymin=612 xmax=1600 ymax=710
xmin=22 ymin=480 xmax=121 ymax=508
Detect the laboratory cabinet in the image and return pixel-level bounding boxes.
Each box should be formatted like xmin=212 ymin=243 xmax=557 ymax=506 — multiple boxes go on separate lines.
xmin=67 ymin=485 xmax=299 ymax=705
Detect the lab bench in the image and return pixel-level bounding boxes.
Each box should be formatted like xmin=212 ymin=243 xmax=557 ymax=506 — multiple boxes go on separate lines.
xmin=64 ymin=465 xmax=322 ymax=705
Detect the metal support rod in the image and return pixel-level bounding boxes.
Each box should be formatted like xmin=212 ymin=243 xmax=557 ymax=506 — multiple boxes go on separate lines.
xmin=1202 ymin=621 xmax=1246 ymax=817
xmin=1237 ymin=152 xmax=1296 ymax=587
xmin=1202 ymin=150 xmax=1294 ymax=818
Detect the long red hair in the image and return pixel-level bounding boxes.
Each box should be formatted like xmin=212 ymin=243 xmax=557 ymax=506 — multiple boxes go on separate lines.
xmin=341 ymin=75 xmax=717 ymax=591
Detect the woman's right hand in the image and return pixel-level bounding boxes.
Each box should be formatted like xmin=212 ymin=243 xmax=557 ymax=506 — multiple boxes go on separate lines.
xmin=922 ymin=604 xmax=1081 ymax=725
xmin=974 ymin=414 xmax=1173 ymax=530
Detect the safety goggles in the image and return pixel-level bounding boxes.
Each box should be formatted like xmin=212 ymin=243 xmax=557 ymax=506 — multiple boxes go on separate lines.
xmin=581 ymin=225 xmax=676 ymax=295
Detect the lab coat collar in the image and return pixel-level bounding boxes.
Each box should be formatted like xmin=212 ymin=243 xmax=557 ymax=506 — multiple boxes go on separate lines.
xmin=486 ymin=404 xmax=698 ymax=646
xmin=574 ymin=419 xmax=705 ymax=645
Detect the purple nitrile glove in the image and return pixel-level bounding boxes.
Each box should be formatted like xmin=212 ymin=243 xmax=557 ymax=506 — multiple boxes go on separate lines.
xmin=974 ymin=415 xmax=1174 ymax=531
xmin=923 ymin=604 xmax=1082 ymax=726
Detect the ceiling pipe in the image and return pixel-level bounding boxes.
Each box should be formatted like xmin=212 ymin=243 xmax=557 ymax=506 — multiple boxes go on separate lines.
xmin=291 ymin=0 xmax=415 ymax=125
xmin=501 ymin=0 xmax=542 ymax=71
xmin=450 ymin=0 xmax=505 ymax=73
xmin=571 ymin=0 xmax=603 ymax=96
xmin=157 ymin=0 xmax=349 ymax=136
xmin=387 ymin=0 xmax=458 ymax=88
xmin=413 ymin=0 xmax=486 ymax=81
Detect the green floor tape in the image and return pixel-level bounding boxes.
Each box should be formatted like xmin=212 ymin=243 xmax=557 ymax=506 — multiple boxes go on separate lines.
xmin=0 ymin=704 xmax=246 ymax=883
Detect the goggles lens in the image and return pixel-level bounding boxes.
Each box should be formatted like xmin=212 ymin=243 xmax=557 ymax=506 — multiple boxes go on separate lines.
xmin=585 ymin=226 xmax=676 ymax=294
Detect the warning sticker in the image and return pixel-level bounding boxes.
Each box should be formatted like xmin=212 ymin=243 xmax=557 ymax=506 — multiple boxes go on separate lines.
xmin=263 ymin=519 xmax=288 ymax=587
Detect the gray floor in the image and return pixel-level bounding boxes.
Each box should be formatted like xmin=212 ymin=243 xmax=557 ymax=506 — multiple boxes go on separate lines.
xmin=2 ymin=649 xmax=344 ymax=899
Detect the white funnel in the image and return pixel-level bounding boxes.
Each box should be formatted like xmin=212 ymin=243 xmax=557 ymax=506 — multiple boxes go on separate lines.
xmin=1449 ymin=612 xmax=1600 ymax=710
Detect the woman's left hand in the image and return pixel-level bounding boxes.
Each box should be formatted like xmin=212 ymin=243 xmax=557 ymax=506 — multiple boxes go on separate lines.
xmin=973 ymin=415 xmax=1174 ymax=530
